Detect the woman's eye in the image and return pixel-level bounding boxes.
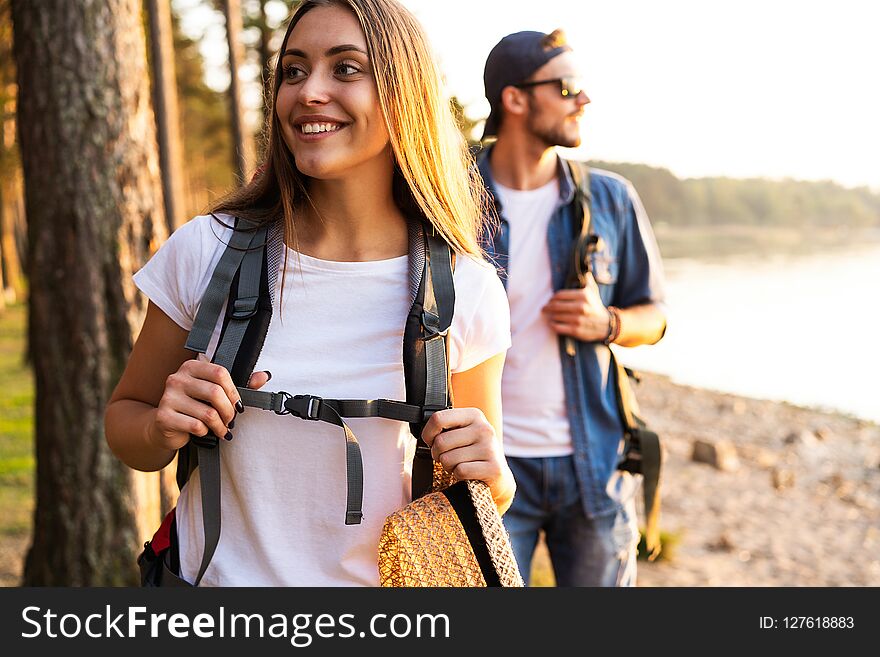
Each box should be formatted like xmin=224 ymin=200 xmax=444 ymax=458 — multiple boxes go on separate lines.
xmin=335 ymin=62 xmax=362 ymax=77
xmin=283 ymin=64 xmax=306 ymax=82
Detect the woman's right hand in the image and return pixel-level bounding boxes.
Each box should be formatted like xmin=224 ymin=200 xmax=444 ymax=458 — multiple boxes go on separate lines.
xmin=149 ymin=361 xmax=271 ymax=451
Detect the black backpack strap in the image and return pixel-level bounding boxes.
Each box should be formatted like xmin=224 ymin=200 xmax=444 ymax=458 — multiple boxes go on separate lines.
xmin=565 ymin=159 xmax=595 ymax=287
xmin=611 ymin=350 xmax=663 ymax=561
xmin=234 ymin=387 xmax=368 ymax=525
xmin=566 ymin=162 xmax=663 ymax=560
xmin=185 ymin=217 xmax=262 ymax=354
xmin=178 ymin=217 xmax=272 ymax=586
xmin=175 ymin=216 xmax=456 ymax=581
xmin=240 ymin=220 xmax=455 ymax=508
xmin=404 ymin=222 xmax=455 ymax=500
xmin=563 ymin=160 xmax=600 ymax=357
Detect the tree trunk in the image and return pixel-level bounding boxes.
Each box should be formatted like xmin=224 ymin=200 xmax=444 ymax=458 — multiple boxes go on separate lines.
xmin=146 ymin=0 xmax=186 ymax=232
xmin=0 ymin=205 xmax=6 ymax=311
xmin=222 ymin=0 xmax=253 ymax=184
xmin=12 ymin=0 xmax=168 ymax=585
xmin=0 ymin=174 xmax=25 ymax=304
xmin=1 ymin=2 xmax=24 ymax=304
xmin=257 ymin=0 xmax=273 ymax=149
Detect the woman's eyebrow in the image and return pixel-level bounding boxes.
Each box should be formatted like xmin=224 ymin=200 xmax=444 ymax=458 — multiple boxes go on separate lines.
xmin=282 ymin=44 xmax=368 ymax=58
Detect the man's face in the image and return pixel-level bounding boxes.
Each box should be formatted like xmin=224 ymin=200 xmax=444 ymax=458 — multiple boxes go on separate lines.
xmin=521 ymin=51 xmax=590 ymax=148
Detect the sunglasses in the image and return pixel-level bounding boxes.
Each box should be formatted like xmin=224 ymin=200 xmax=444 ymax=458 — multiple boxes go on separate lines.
xmin=514 ymin=76 xmax=585 ymax=98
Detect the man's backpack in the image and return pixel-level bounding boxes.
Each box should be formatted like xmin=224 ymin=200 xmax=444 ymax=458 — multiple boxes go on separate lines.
xmin=566 ymin=161 xmax=664 ymax=560
xmin=137 ymin=215 xmax=522 ymax=586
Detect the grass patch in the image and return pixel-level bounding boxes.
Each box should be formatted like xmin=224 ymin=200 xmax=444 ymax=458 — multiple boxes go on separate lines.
xmin=637 ymin=528 xmax=683 ymax=562
xmin=0 ymin=303 xmax=34 ymax=539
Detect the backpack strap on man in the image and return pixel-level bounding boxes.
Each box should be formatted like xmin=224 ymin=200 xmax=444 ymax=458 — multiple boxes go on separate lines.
xmin=612 ymin=353 xmax=663 ymax=560
xmin=563 ymin=161 xmax=600 ymax=356
xmin=564 ymin=160 xmax=663 ymax=561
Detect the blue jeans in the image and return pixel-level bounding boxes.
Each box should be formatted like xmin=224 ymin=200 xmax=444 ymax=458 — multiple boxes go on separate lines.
xmin=503 ymin=455 xmax=640 ymax=587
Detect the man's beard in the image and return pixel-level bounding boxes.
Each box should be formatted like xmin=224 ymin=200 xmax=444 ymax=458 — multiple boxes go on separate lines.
xmin=526 ymin=98 xmax=581 ymax=148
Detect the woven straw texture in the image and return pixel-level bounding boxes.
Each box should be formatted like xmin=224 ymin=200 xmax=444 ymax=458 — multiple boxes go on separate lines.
xmin=465 ymin=480 xmax=524 ymax=587
xmin=378 ymin=490 xmax=487 ymax=587
xmin=377 ymin=478 xmax=524 ymax=587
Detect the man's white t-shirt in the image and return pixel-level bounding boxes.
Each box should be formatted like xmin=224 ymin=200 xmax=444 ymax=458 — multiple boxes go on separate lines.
xmin=133 ymin=214 xmax=511 ymax=586
xmin=493 ymin=180 xmax=573 ymax=457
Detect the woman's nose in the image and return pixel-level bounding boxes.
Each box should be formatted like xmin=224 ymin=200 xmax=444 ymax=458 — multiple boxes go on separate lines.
xmin=298 ymin=72 xmax=331 ymax=105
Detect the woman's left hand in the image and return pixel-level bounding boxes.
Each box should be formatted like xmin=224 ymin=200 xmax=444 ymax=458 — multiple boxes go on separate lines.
xmin=421 ymin=407 xmax=516 ymax=513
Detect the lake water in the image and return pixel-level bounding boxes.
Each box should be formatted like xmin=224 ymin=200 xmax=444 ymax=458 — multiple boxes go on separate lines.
xmin=615 ymin=245 xmax=880 ymax=423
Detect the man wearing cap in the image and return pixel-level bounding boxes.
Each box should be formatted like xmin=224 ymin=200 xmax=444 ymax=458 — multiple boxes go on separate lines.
xmin=476 ymin=29 xmax=667 ymax=586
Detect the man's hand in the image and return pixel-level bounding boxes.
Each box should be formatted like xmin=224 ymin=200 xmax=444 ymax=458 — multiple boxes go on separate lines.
xmin=542 ymin=276 xmax=611 ymax=342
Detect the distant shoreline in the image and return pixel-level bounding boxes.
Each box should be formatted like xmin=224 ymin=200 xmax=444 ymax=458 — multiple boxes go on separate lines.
xmin=624 ymin=364 xmax=879 ymax=428
xmin=639 ymin=369 xmax=878 ymax=428
xmin=653 ymin=224 xmax=880 ymax=262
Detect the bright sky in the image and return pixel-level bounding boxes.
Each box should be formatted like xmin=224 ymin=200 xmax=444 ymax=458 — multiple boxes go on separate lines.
xmin=180 ymin=0 xmax=880 ymax=190
xmin=403 ymin=0 xmax=880 ymax=190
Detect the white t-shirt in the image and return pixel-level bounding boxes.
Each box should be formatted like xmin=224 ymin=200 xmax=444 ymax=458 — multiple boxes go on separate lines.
xmin=493 ymin=180 xmax=573 ymax=457
xmin=133 ymin=214 xmax=511 ymax=586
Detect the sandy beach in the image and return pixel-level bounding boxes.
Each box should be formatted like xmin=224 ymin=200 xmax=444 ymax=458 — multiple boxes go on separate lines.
xmin=633 ymin=372 xmax=879 ymax=586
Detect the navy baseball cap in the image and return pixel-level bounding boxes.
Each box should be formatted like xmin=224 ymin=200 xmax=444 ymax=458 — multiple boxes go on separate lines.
xmin=482 ymin=30 xmax=572 ymax=139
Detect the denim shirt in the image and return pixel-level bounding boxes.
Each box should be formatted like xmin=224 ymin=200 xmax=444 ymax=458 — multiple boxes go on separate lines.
xmin=477 ymin=148 xmax=666 ymax=518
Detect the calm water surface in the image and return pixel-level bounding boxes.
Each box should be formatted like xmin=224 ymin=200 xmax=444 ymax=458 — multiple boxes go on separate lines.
xmin=616 ymin=245 xmax=880 ymax=423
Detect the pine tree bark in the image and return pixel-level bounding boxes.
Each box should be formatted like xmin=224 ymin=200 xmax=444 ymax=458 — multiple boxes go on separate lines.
xmin=222 ymin=0 xmax=254 ymax=184
xmin=146 ymin=0 xmax=185 ymax=232
xmin=257 ymin=0 xmax=273 ymax=146
xmin=12 ymin=0 xmax=168 ymax=585
xmin=0 ymin=174 xmax=25 ymax=303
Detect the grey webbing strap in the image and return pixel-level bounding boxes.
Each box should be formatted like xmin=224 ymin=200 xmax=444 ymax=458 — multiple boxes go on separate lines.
xmin=425 ymin=232 xmax=455 ymax=333
xmin=192 ymin=220 xmax=267 ymax=586
xmin=407 ymin=221 xmax=425 ymax=304
xmin=237 ymin=388 xmax=423 ymax=423
xmin=185 ymin=218 xmax=260 ymax=353
xmin=235 ymin=388 xmax=364 ymax=524
xmin=410 ymin=227 xmax=455 ymax=499
xmin=193 ymin=444 xmax=220 ymax=586
xmin=422 ymin=232 xmax=454 ymax=414
xmin=211 ymin=225 xmax=268 ymax=367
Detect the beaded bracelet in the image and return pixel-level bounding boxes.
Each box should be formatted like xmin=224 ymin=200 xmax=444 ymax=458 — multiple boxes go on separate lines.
xmin=603 ymin=306 xmax=621 ymax=345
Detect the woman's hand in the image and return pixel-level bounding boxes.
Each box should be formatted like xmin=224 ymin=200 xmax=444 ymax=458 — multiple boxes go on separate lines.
xmin=421 ymin=407 xmax=516 ymax=513
xmin=149 ymin=362 xmax=270 ymax=451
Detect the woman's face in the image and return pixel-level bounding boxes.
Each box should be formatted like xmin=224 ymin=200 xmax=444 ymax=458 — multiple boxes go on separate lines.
xmin=275 ymin=5 xmax=391 ymax=181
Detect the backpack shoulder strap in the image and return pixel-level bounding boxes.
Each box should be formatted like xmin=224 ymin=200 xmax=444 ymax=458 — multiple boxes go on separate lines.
xmin=564 ymin=164 xmax=664 ymax=559
xmin=564 ymin=159 xmax=596 ymax=288
xmin=178 ymin=216 xmax=274 ymax=586
xmin=176 ymin=216 xmax=455 ymax=582
xmin=563 ymin=160 xmax=598 ymax=356
xmin=404 ymin=221 xmax=455 ymax=500
xmin=611 ymin=351 xmax=663 ymax=560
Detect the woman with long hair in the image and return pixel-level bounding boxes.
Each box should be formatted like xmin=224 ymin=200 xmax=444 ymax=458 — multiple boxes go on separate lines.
xmin=104 ymin=0 xmax=514 ymax=586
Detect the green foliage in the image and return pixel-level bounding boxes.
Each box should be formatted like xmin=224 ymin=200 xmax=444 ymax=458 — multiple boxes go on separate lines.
xmin=589 ymin=160 xmax=880 ymax=230
xmin=172 ymin=6 xmax=235 ymax=211
xmin=0 ymin=303 xmax=34 ymax=537
xmin=450 ymin=96 xmax=480 ymax=147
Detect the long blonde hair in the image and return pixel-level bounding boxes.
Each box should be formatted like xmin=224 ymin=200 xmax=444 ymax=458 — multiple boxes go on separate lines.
xmin=211 ymin=0 xmax=491 ymax=258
